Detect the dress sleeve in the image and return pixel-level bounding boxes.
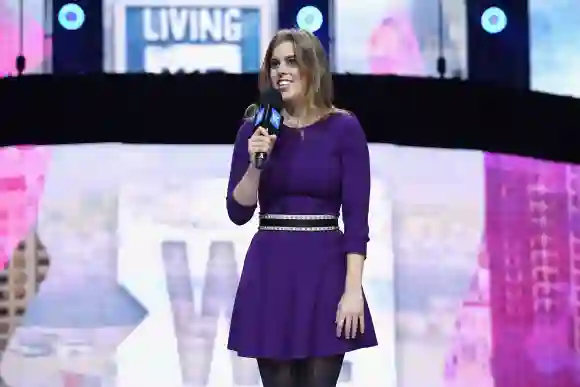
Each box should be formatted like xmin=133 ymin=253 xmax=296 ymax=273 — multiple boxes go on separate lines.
xmin=226 ymin=121 xmax=257 ymax=225
xmin=340 ymin=115 xmax=371 ymax=256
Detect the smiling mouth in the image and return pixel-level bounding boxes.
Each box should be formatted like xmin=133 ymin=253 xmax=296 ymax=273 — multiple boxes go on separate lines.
xmin=278 ymin=86 xmax=291 ymax=92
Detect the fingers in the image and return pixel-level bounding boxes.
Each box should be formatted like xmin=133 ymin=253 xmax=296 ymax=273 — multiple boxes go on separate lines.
xmin=248 ymin=127 xmax=277 ymax=155
xmin=248 ymin=136 xmax=275 ymax=154
xmin=336 ymin=295 xmax=365 ymax=339
xmin=344 ymin=315 xmax=352 ymax=340
xmin=336 ymin=308 xmax=344 ymax=337
xmin=336 ymin=317 xmax=343 ymax=338
xmin=249 ymin=140 xmax=270 ymax=153
xmin=336 ymin=312 xmax=364 ymax=339
xmin=350 ymin=316 xmax=359 ymax=339
xmin=255 ymin=127 xmax=277 ymax=141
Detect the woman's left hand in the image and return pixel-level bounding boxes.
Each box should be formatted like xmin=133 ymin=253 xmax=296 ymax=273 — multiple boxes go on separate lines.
xmin=336 ymin=289 xmax=365 ymax=339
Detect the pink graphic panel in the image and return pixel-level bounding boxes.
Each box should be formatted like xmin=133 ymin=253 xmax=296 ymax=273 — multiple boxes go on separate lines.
xmin=368 ymin=13 xmax=425 ymax=76
xmin=62 ymin=372 xmax=83 ymax=387
xmin=444 ymin=245 xmax=493 ymax=387
xmin=0 ymin=5 xmax=45 ymax=75
xmin=484 ymin=154 xmax=579 ymax=387
xmin=445 ymin=153 xmax=580 ymax=387
xmin=0 ymin=145 xmax=50 ymax=269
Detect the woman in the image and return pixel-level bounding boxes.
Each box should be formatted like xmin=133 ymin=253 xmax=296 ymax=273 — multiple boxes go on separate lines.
xmin=226 ymin=29 xmax=377 ymax=387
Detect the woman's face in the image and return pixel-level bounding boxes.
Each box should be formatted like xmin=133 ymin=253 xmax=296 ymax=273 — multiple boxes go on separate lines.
xmin=269 ymin=41 xmax=305 ymax=104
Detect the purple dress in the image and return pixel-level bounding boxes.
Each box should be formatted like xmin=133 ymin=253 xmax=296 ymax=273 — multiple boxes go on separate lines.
xmin=226 ymin=112 xmax=378 ymax=359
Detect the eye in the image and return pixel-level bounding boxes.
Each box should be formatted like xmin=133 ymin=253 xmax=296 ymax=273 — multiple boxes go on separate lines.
xmin=287 ymin=57 xmax=297 ymax=65
xmin=270 ymin=59 xmax=280 ymax=68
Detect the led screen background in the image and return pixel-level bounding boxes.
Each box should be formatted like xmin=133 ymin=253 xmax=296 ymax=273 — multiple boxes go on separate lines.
xmin=0 ymin=0 xmax=51 ymax=75
xmin=529 ymin=0 xmax=580 ymax=98
xmin=1 ymin=144 xmax=579 ymax=387
xmin=0 ymin=143 xmax=484 ymax=387
xmin=6 ymin=0 xmax=580 ymax=99
xmin=102 ymin=0 xmax=580 ymax=96
xmin=103 ymin=0 xmax=277 ymax=73
xmin=333 ymin=0 xmax=467 ymax=77
xmin=102 ymin=0 xmax=469 ymax=76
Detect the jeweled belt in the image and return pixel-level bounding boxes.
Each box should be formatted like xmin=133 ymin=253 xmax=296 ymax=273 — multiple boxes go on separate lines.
xmin=258 ymin=214 xmax=339 ymax=232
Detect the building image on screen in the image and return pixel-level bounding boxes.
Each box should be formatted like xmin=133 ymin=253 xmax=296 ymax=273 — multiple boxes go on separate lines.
xmin=0 ymin=0 xmax=51 ymax=75
xmin=104 ymin=0 xmax=277 ymax=73
xmin=334 ymin=0 xmax=466 ymax=77
xmin=0 ymin=145 xmax=146 ymax=387
xmin=530 ymin=0 xmax=580 ymax=97
xmin=0 ymin=237 xmax=49 ymax=350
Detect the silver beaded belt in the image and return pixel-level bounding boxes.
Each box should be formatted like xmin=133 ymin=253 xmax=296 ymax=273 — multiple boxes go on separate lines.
xmin=258 ymin=214 xmax=339 ymax=232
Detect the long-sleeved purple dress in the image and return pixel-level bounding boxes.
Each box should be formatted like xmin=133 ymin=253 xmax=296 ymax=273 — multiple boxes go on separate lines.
xmin=226 ymin=112 xmax=378 ymax=359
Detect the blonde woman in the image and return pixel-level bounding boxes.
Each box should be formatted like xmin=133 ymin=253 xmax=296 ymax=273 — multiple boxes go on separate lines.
xmin=226 ymin=29 xmax=377 ymax=387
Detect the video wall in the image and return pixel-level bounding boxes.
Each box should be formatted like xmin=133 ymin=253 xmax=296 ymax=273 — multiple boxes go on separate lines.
xmin=2 ymin=144 xmax=579 ymax=387
xmin=3 ymin=0 xmax=580 ymax=98
xmin=0 ymin=143 xmax=477 ymax=387
xmin=101 ymin=0 xmax=468 ymax=77
xmin=529 ymin=0 xmax=580 ymax=98
xmin=101 ymin=0 xmax=580 ymax=98
xmin=102 ymin=0 xmax=277 ymax=73
xmin=334 ymin=0 xmax=467 ymax=77
xmin=0 ymin=0 xmax=51 ymax=76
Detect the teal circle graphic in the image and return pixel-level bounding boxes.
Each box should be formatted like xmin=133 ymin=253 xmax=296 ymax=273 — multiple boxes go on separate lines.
xmin=481 ymin=7 xmax=507 ymax=34
xmin=58 ymin=4 xmax=85 ymax=31
xmin=296 ymin=6 xmax=323 ymax=33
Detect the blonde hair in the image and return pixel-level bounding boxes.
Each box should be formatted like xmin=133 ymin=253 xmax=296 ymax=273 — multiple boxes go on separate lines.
xmin=244 ymin=29 xmax=348 ymax=121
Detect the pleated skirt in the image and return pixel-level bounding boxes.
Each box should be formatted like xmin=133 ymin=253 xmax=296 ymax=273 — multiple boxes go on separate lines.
xmin=228 ymin=230 xmax=378 ymax=359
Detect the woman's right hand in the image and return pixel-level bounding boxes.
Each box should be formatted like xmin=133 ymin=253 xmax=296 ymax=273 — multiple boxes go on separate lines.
xmin=248 ymin=127 xmax=277 ymax=160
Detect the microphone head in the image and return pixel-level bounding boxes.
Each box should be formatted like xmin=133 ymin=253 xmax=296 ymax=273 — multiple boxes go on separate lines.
xmin=259 ymin=88 xmax=284 ymax=110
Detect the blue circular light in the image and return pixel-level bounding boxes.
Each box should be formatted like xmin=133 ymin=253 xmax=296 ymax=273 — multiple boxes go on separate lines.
xmin=481 ymin=6 xmax=507 ymax=34
xmin=58 ymin=3 xmax=85 ymax=31
xmin=296 ymin=6 xmax=323 ymax=33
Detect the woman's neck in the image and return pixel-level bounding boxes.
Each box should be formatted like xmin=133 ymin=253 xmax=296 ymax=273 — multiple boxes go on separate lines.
xmin=284 ymin=112 xmax=314 ymax=128
xmin=285 ymin=102 xmax=324 ymax=124
xmin=284 ymin=102 xmax=307 ymax=119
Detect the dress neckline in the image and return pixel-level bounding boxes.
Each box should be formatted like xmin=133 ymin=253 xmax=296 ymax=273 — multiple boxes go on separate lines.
xmin=282 ymin=113 xmax=336 ymax=131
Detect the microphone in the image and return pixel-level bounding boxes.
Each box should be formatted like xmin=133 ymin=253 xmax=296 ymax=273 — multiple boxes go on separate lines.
xmin=253 ymin=88 xmax=284 ymax=169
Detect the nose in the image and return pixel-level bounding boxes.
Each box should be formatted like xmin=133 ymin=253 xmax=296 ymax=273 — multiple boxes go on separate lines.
xmin=277 ymin=62 xmax=291 ymax=74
